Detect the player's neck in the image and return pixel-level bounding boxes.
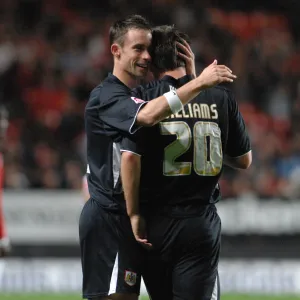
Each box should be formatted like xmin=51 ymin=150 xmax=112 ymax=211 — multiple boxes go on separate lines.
xmin=159 ymin=67 xmax=186 ymax=80
xmin=112 ymin=67 xmax=139 ymax=89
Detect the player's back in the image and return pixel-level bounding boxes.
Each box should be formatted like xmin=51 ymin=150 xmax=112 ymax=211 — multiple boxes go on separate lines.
xmin=133 ymin=75 xmax=248 ymax=215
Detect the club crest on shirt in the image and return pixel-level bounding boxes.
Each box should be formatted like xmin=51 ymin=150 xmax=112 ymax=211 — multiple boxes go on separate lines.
xmin=131 ymin=97 xmax=145 ymax=104
xmin=124 ymin=270 xmax=137 ymax=286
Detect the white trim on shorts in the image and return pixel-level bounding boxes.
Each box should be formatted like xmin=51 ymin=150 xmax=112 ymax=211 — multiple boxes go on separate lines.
xmin=108 ymin=253 xmax=119 ymax=295
xmin=210 ymin=274 xmax=219 ymax=300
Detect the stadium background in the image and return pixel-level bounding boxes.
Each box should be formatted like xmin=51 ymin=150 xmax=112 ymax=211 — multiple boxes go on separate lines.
xmin=1 ymin=0 xmax=300 ymax=299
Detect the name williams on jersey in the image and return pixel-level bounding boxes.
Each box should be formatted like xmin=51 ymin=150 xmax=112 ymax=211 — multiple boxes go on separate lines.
xmin=166 ymin=103 xmax=218 ymax=120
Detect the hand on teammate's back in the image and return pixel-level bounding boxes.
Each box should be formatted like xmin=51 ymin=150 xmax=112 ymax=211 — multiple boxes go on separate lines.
xmin=198 ymin=60 xmax=237 ymax=88
xmin=130 ymin=214 xmax=152 ymax=250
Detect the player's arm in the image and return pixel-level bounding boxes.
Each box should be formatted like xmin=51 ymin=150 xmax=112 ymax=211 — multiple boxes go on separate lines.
xmin=121 ymin=152 xmax=152 ymax=248
xmin=225 ymin=90 xmax=252 ymax=170
xmin=136 ymin=60 xmax=236 ymax=126
xmin=98 ymin=61 xmax=235 ymax=135
xmin=121 ymin=151 xmax=141 ymax=218
xmin=224 ymin=151 xmax=252 ymax=170
xmin=120 ymin=136 xmax=152 ymax=248
xmin=82 ymin=175 xmax=90 ymax=202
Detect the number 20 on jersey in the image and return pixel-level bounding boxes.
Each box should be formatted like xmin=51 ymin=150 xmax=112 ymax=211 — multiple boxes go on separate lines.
xmin=160 ymin=121 xmax=223 ymax=177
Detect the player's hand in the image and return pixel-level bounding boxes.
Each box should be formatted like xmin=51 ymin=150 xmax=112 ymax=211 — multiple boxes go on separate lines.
xmin=130 ymin=214 xmax=152 ymax=250
xmin=197 ymin=60 xmax=237 ymax=88
xmin=0 ymin=237 xmax=11 ymax=258
xmin=176 ymin=40 xmax=196 ymax=78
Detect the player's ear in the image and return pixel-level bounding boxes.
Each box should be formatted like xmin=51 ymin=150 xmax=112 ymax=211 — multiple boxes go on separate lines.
xmin=111 ymin=43 xmax=121 ymax=59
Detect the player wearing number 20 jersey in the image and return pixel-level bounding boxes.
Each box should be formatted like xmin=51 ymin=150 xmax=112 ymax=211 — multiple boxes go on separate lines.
xmin=130 ymin=72 xmax=250 ymax=300
xmin=131 ymin=79 xmax=250 ymax=215
xmin=121 ymin=25 xmax=251 ymax=300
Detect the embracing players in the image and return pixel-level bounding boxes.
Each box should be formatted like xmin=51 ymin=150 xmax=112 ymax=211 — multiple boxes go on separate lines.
xmin=121 ymin=25 xmax=251 ymax=300
xmin=80 ymin=15 xmax=236 ymax=300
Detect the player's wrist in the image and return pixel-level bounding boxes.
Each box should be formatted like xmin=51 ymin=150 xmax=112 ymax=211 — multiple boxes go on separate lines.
xmin=185 ymin=66 xmax=196 ymax=78
xmin=163 ymin=90 xmax=183 ymax=114
xmin=195 ymin=76 xmax=206 ymax=90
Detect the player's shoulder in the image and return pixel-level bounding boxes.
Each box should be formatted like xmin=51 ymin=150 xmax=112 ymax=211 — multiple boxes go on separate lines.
xmin=207 ymin=86 xmax=239 ymax=116
xmin=90 ymin=83 xmax=103 ymax=97
xmin=85 ymin=84 xmax=102 ymax=109
xmin=204 ymin=85 xmax=235 ymax=102
xmin=88 ymin=77 xmax=111 ymax=99
xmin=208 ymin=85 xmax=232 ymax=96
xmin=87 ymin=75 xmax=129 ymax=106
xmin=133 ymin=79 xmax=171 ymax=101
xmin=135 ymin=78 xmax=167 ymax=92
xmin=92 ymin=75 xmax=126 ymax=95
xmin=146 ymin=78 xmax=167 ymax=89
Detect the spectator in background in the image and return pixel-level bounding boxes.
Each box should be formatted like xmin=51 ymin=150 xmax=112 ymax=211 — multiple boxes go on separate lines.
xmin=1 ymin=0 xmax=300 ymax=200
xmin=0 ymin=105 xmax=11 ymax=256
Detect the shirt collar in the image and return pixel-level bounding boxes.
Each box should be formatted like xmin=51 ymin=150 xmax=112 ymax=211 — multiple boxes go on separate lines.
xmin=107 ymin=73 xmax=130 ymax=89
xmin=160 ymin=74 xmax=193 ymax=87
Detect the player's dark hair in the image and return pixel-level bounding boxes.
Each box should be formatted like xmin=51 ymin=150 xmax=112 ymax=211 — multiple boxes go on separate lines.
xmin=109 ymin=15 xmax=151 ymax=46
xmin=150 ymin=25 xmax=191 ymax=72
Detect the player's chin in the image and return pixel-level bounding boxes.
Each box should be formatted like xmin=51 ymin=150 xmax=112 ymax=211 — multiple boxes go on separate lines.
xmin=135 ymin=66 xmax=148 ymax=77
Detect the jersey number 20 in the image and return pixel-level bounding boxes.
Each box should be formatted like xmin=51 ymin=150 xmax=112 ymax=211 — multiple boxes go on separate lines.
xmin=160 ymin=121 xmax=222 ymax=176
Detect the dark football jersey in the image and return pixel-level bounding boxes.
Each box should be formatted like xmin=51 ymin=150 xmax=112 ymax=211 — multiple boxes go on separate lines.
xmin=123 ymin=75 xmax=251 ymax=215
xmin=85 ymin=73 xmax=147 ymax=212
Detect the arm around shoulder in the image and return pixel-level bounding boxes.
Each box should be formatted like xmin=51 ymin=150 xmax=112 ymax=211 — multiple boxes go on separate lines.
xmin=136 ymin=60 xmax=237 ymax=127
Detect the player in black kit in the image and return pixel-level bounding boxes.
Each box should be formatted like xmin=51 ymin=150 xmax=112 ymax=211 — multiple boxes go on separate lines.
xmin=121 ymin=25 xmax=252 ymax=300
xmin=80 ymin=14 xmax=237 ymax=300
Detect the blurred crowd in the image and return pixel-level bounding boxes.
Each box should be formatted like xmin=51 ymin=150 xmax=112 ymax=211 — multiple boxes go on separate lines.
xmin=1 ymin=0 xmax=300 ymax=199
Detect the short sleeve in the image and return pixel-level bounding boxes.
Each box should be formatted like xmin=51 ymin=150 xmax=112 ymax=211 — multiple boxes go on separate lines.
xmin=95 ymin=83 xmax=147 ymax=134
xmin=226 ymin=91 xmax=251 ymax=157
xmin=120 ymin=129 xmax=146 ymax=156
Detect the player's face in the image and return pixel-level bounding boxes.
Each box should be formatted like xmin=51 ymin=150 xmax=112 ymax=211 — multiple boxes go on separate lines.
xmin=119 ymin=29 xmax=152 ymax=78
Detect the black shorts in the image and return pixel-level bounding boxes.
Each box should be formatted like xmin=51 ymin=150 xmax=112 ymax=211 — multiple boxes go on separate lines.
xmin=79 ymin=198 xmax=144 ymax=299
xmin=143 ymin=205 xmax=221 ymax=300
